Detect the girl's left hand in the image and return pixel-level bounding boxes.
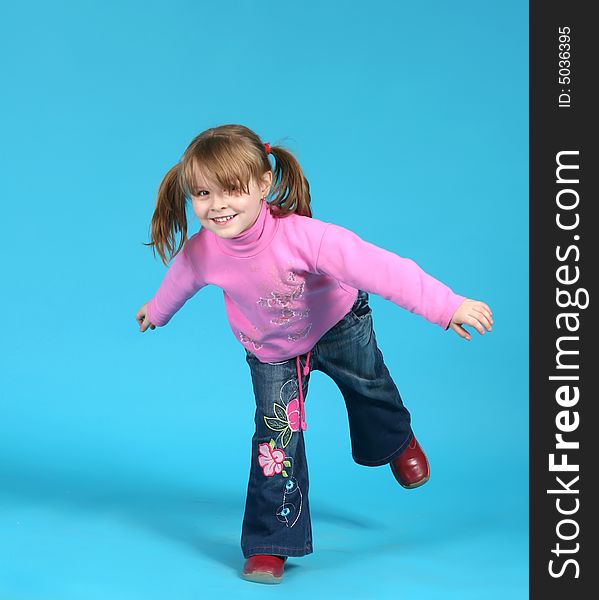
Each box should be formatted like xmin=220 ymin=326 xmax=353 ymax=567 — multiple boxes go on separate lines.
xmin=449 ymin=299 xmax=493 ymax=341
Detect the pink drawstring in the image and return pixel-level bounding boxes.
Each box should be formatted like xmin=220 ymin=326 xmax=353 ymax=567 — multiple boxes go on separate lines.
xmin=295 ymin=350 xmax=311 ymax=430
xmin=303 ymin=351 xmax=311 ymax=376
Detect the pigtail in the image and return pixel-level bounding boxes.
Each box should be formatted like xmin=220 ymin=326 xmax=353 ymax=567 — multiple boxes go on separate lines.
xmin=144 ymin=163 xmax=188 ymax=266
xmin=268 ymin=146 xmax=312 ymax=218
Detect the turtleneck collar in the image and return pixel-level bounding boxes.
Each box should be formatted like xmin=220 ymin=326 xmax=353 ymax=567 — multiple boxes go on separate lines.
xmin=214 ymin=199 xmax=279 ymax=258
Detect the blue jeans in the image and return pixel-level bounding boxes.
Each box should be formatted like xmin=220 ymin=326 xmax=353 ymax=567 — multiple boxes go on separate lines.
xmin=241 ymin=290 xmax=413 ymax=558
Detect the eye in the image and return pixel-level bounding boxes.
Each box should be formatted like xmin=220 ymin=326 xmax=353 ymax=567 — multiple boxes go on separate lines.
xmin=193 ymin=190 xmax=209 ymax=198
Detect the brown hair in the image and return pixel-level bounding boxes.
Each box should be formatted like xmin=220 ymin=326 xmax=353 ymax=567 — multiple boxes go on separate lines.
xmin=145 ymin=124 xmax=312 ymax=265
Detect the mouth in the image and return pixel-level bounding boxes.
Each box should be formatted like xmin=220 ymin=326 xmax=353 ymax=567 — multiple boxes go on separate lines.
xmin=211 ymin=214 xmax=237 ymax=225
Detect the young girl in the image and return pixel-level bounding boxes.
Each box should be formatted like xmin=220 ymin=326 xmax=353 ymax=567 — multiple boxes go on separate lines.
xmin=136 ymin=124 xmax=492 ymax=584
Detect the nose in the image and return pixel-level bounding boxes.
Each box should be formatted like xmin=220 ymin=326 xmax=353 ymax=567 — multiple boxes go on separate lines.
xmin=208 ymin=191 xmax=229 ymax=213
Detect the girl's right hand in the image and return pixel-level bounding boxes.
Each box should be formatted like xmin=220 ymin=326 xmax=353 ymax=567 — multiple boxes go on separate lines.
xmin=136 ymin=302 xmax=156 ymax=332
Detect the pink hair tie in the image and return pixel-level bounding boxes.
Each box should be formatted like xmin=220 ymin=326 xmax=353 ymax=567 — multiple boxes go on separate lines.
xmin=264 ymin=142 xmax=271 ymax=154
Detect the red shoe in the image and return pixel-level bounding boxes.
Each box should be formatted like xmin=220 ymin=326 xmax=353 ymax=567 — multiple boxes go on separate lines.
xmin=389 ymin=436 xmax=430 ymax=489
xmin=242 ymin=554 xmax=286 ymax=584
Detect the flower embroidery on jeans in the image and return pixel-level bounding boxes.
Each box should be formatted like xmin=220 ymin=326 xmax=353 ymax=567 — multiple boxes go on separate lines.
xmin=263 ymin=378 xmax=306 ymax=447
xmin=254 ymin=366 xmax=306 ymax=528
xmin=264 ymin=397 xmax=304 ymax=448
xmin=258 ymin=440 xmax=292 ymax=477
xmin=285 ymin=398 xmax=302 ymax=432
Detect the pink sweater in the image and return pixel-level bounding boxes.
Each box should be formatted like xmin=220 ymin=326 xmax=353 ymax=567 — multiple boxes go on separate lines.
xmin=146 ymin=200 xmax=465 ymax=362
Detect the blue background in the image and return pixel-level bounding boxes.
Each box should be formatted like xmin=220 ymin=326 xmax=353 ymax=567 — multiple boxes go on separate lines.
xmin=0 ymin=1 xmax=528 ymax=598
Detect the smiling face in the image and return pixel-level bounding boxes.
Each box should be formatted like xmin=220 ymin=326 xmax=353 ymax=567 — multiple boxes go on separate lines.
xmin=189 ymin=167 xmax=273 ymax=239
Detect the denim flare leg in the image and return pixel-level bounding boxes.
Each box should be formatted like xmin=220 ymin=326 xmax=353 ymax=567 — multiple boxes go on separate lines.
xmin=241 ymin=290 xmax=413 ymax=558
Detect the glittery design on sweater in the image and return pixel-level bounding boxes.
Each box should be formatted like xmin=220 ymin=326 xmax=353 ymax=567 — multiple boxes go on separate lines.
xmin=255 ymin=271 xmax=314 ymax=341
xmin=256 ymin=279 xmax=305 ymax=309
xmin=287 ymin=324 xmax=312 ymax=343
xmin=239 ymin=332 xmax=263 ymax=351
xmin=270 ymin=307 xmax=311 ymax=327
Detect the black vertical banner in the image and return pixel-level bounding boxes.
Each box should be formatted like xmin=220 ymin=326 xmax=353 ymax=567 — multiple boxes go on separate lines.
xmin=530 ymin=2 xmax=598 ymax=599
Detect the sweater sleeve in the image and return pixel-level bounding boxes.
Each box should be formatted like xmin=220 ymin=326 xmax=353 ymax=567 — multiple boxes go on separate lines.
xmin=146 ymin=242 xmax=206 ymax=326
xmin=315 ymin=223 xmax=465 ymax=329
